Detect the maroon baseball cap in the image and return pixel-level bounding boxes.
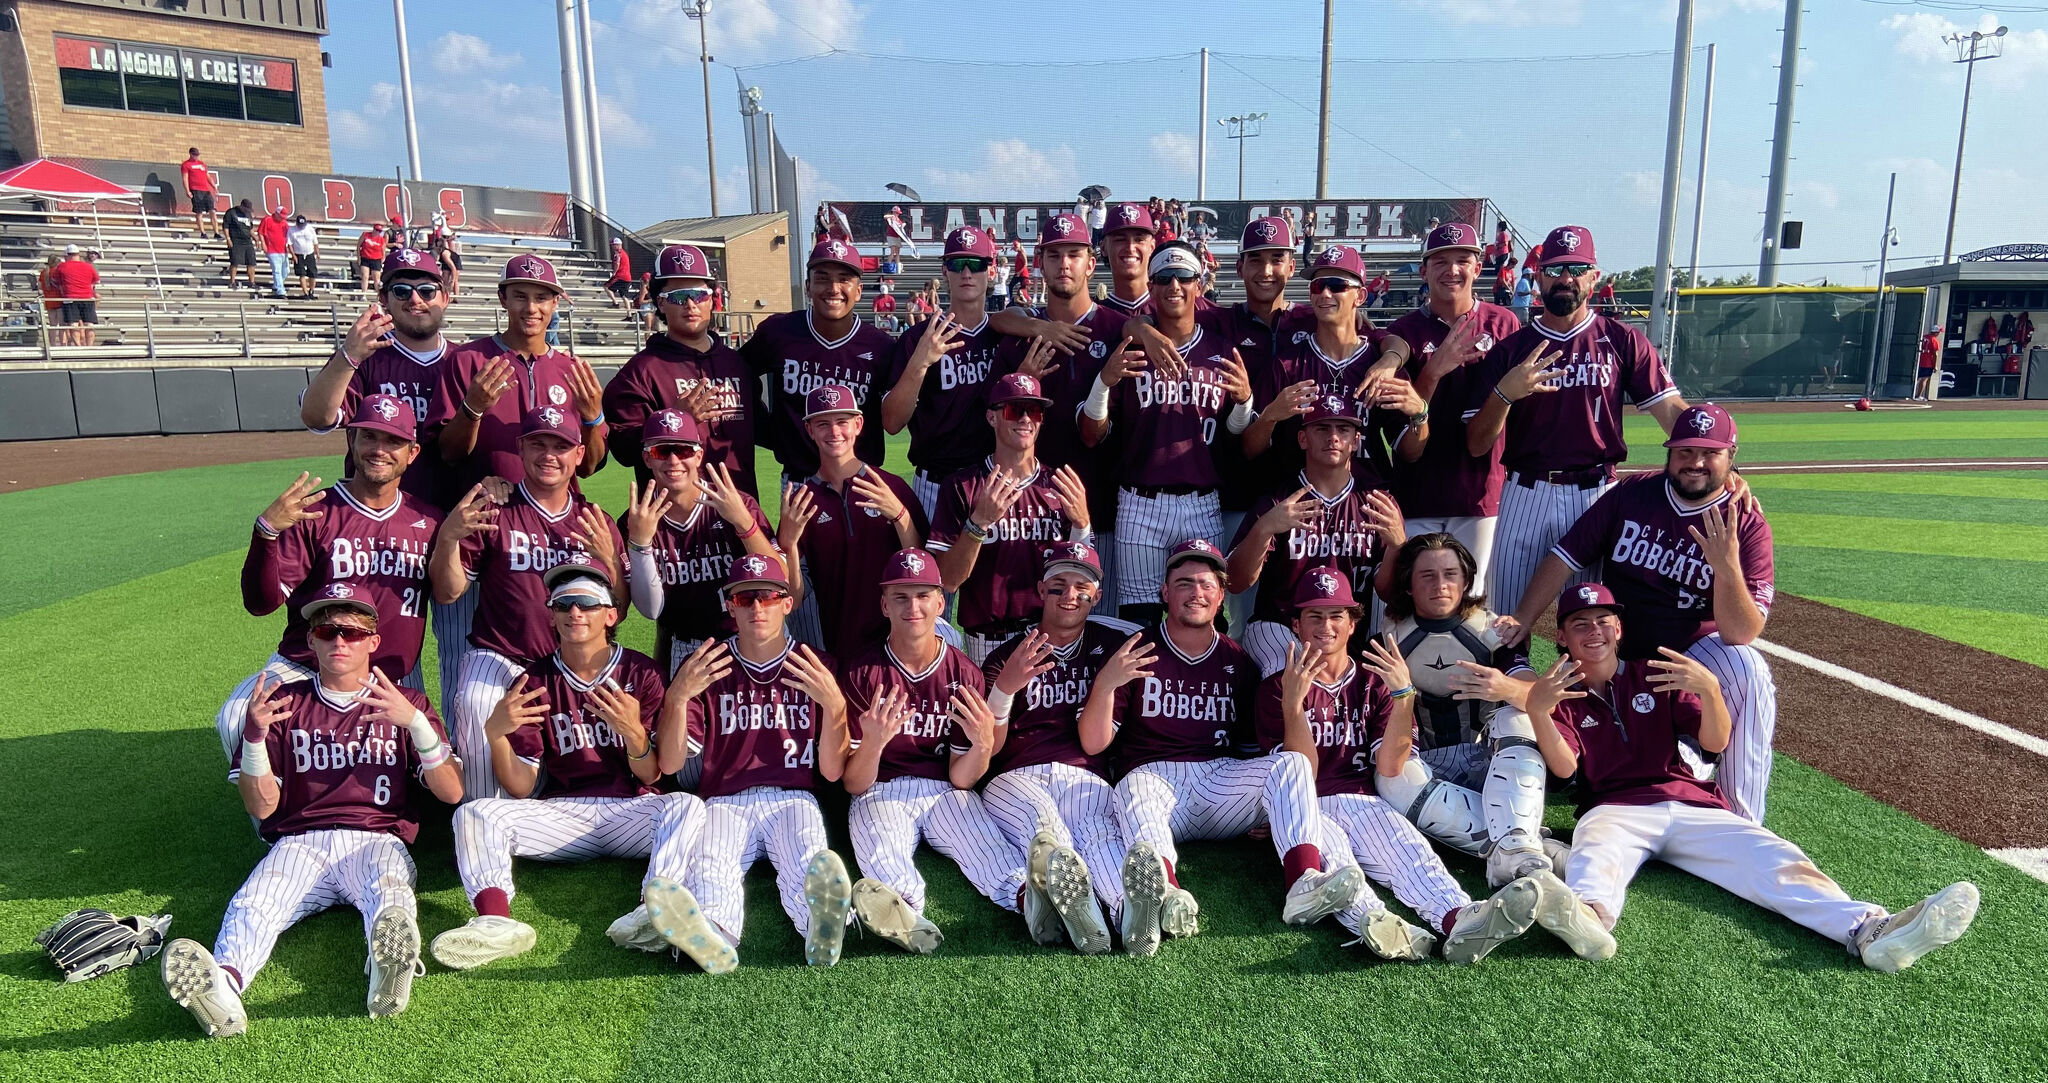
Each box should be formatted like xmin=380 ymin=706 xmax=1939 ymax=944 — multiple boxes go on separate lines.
xmin=347 ymin=393 xmax=418 ymax=442
xmin=807 ymin=237 xmax=862 ymax=276
xmin=1164 ymin=537 xmax=1228 ymax=575
xmin=1556 ymin=582 xmax=1625 ymax=620
xmin=1539 ymin=225 xmax=1597 ymax=268
xmin=1302 ymin=392 xmax=1363 ymax=429
xmin=880 ymin=548 xmax=944 ymax=588
xmin=380 ymin=247 xmax=443 ymax=284
xmin=1424 ymin=222 xmax=1483 ymax=257
xmin=944 ymin=226 xmax=997 ymax=259
xmin=1040 ymin=541 xmax=1102 ymax=583
xmin=641 ymin=408 xmax=702 ymax=448
xmin=803 ymin=383 xmax=861 ymax=421
xmin=301 ymin=581 xmax=378 ymax=623
xmin=501 ymin=252 xmax=564 ymax=295
xmin=520 ymin=404 xmax=581 ymax=445
xmin=1292 ymin=567 xmax=1360 ymax=611
xmin=1039 ymin=212 xmax=1091 ymax=248
xmin=1663 ymin=403 xmax=1738 ymax=449
xmin=723 ymin=552 xmax=790 ymax=596
xmin=1308 ymin=245 xmax=1366 ymax=283
xmin=987 ymin=372 xmax=1051 ymax=407
xmin=1105 ymin=202 xmax=1155 ymax=236
xmin=654 ymin=244 xmax=715 ymax=285
xmin=1240 ymin=216 xmax=1295 ymax=254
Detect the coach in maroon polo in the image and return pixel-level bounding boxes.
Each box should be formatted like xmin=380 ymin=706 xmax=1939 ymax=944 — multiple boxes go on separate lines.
xmin=603 ymin=244 xmax=757 ymax=494
xmin=740 ymin=238 xmax=894 ymax=484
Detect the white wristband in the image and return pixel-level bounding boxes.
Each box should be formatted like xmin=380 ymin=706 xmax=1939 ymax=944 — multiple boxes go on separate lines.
xmin=1225 ymin=400 xmax=1256 ymax=435
xmin=240 ymin=739 xmax=272 ymax=778
xmin=985 ymin=688 xmax=1015 ymax=723
xmin=1083 ymin=376 xmax=1113 ymax=421
xmin=405 ymin=709 xmax=443 ymax=754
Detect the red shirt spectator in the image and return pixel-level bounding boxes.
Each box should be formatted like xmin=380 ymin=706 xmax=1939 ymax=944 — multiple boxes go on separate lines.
xmin=872 ymin=292 xmax=896 ymax=313
xmin=611 ymin=244 xmax=631 ymax=283
xmin=1595 ymin=280 xmax=1617 ymax=308
xmin=50 ymin=256 xmax=99 ymax=299
xmin=357 ymin=229 xmax=387 ymax=262
xmin=179 ymin=156 xmax=215 ymax=194
xmin=1367 ymin=273 xmax=1390 ymax=295
xmin=258 ymin=212 xmax=289 ymax=255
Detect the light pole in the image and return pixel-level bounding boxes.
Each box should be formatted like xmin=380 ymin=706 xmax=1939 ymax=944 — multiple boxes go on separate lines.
xmin=1941 ymin=25 xmax=2005 ymax=265
xmin=1219 ymin=113 xmax=1266 ymax=200
xmin=1865 ymin=171 xmax=1899 ymax=396
xmin=683 ymin=0 xmax=719 ymax=216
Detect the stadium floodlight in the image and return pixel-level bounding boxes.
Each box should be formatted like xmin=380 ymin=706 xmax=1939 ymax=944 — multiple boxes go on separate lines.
xmin=684 ymin=0 xmax=719 ymax=216
xmin=741 ymin=85 xmax=764 ymax=117
xmin=1219 ymin=112 xmax=1267 ymax=200
xmin=1938 ymin=25 xmax=2006 ymax=264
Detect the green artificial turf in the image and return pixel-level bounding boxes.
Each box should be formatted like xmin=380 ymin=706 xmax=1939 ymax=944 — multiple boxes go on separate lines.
xmin=1621 ymin=408 xmax=2048 ymax=466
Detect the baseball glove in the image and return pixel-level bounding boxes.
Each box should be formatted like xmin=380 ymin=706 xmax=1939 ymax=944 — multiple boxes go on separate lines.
xmin=35 ymin=908 xmax=172 ymax=982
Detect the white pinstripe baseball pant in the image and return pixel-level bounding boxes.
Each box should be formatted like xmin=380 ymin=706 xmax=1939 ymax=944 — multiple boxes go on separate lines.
xmin=982 ymin=763 xmax=1128 ymax=920
xmin=1686 ymin=632 xmax=1778 ymax=824
xmin=1113 ymin=752 xmax=1320 ymax=869
xmin=216 ymin=654 xmax=317 ymax=766
xmin=213 ymin=828 xmax=416 ymax=986
xmin=432 ymin=589 xmax=479 ymax=722
xmin=1241 ymin=620 xmax=1299 ymax=679
xmin=1315 ymin=793 xmax=1472 ymax=933
xmin=687 ymin=787 xmax=833 ymax=943
xmin=452 ymin=648 xmax=526 ymax=802
xmin=1115 ymin=488 xmax=1222 ymax=608
xmin=912 ymin=469 xmax=943 ymax=522
xmin=1219 ymin=510 xmax=1255 ymax=634
xmin=451 ymin=792 xmax=704 ymax=906
xmin=664 ymin=637 xmax=712 ymax=793
xmin=1487 ymin=474 xmax=1613 ymax=621
xmin=1404 ymin=516 xmax=1498 ymax=591
xmin=1094 ymin=529 xmax=1118 ymax=610
xmin=850 ymin=775 xmax=1027 ymax=915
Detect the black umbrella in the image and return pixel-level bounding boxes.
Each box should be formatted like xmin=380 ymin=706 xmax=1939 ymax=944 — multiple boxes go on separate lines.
xmin=1079 ymin=184 xmax=1112 ymax=202
xmin=885 ymin=182 xmax=923 ymax=203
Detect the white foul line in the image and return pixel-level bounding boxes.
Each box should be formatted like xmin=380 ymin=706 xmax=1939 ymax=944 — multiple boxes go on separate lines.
xmin=1753 ymin=638 xmax=2048 ymax=760
xmin=1987 ymin=848 xmax=2048 ymax=885
xmin=1621 ymin=459 xmax=2048 ymax=475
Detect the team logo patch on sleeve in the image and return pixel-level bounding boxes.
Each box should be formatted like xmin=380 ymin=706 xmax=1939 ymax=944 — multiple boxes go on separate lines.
xmin=548 ymin=386 xmax=568 ymax=406
xmin=1631 ymin=693 xmax=1655 ymax=714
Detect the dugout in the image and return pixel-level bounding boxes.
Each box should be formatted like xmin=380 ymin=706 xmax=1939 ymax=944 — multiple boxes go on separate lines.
xmin=1664 ymin=286 xmax=1925 ymax=401
xmin=1886 ymin=248 xmax=2048 ymax=400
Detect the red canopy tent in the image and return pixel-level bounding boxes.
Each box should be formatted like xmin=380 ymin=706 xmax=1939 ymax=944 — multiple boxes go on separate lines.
xmin=0 ymin=157 xmax=165 ymax=298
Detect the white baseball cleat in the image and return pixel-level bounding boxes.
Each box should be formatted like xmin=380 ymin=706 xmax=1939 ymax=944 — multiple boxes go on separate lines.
xmin=1282 ymin=865 xmax=1367 ymax=926
xmin=1855 ymin=882 xmax=1980 ymax=974
xmin=803 ymin=850 xmax=853 ymax=967
xmin=605 ymin=904 xmax=669 ymax=954
xmin=1442 ymin=875 xmax=1541 ymax=965
xmin=1022 ymin=830 xmax=1064 ymax=946
xmin=1044 ymin=843 xmax=1112 ymax=954
xmin=853 ymin=878 xmax=943 ymax=955
xmin=643 ymin=876 xmax=740 ymax=975
xmin=366 ymin=907 xmax=424 ymax=1018
xmin=1161 ymin=887 xmax=1201 ymax=940
xmin=1121 ymin=842 xmax=1168 ymax=957
xmin=1529 ymin=870 xmax=1617 ymax=961
xmin=1542 ymin=832 xmax=1572 ymax=879
xmin=1485 ymin=829 xmax=1555 ymax=890
xmin=161 ymin=938 xmax=246 ymax=1038
xmin=1347 ymin=908 xmax=1438 ymax=962
xmin=429 ymin=915 xmax=536 ymax=971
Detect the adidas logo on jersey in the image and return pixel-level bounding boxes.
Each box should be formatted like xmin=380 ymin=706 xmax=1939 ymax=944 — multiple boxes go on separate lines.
xmin=858 ymin=352 xmax=874 ymax=360
xmin=816 ymin=511 xmax=833 ymax=524
xmin=1241 ymin=337 xmax=1259 ymax=346
xmin=412 ymin=518 xmax=430 ymax=529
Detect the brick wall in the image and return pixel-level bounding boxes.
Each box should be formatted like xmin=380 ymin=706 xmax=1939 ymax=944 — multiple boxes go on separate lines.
xmin=1 ymin=0 xmax=330 ymax=172
xmin=723 ymin=221 xmax=792 ymax=317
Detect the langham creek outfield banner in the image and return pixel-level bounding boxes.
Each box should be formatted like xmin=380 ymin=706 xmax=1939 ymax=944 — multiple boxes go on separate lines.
xmin=826 ymin=198 xmax=1496 ymax=251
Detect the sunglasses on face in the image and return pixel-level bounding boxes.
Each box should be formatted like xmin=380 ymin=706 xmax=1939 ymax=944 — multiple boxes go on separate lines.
xmin=1309 ymin=277 xmax=1357 ymax=294
xmin=311 ymin=624 xmax=374 ymax=643
xmin=729 ymin=588 xmax=789 ymax=607
xmin=944 ymin=256 xmax=991 ymax=274
xmin=660 ymin=287 xmax=714 ymax=305
xmin=998 ymin=403 xmax=1044 ymax=422
xmin=1542 ymin=263 xmax=1594 ymax=278
xmin=383 ymin=282 xmax=442 ymax=302
xmin=549 ymin=597 xmax=609 ymax=613
xmin=1150 ymin=270 xmax=1201 ymax=284
xmin=646 ymin=442 xmax=702 ymax=461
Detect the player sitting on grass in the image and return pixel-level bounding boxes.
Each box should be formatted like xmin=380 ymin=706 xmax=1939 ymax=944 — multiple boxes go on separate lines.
xmin=838 ymin=548 xmax=1031 ymax=954
xmin=1526 ymin=583 xmax=1980 ymax=970
xmin=163 ymin=587 xmax=462 ymax=1037
xmin=430 ymin=561 xmax=717 ymax=974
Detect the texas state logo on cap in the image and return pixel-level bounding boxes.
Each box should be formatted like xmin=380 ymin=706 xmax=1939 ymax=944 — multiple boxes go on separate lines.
xmin=655 ymin=244 xmax=713 ymax=283
xmin=1539 ymin=225 xmax=1597 ymax=268
xmin=1424 ymin=222 xmax=1483 ymax=257
xmin=348 ymin=393 xmax=418 ymax=442
xmin=642 ymin=408 xmax=702 ymax=448
xmin=1165 ymin=537 xmax=1227 ymax=573
xmin=1292 ymin=567 xmax=1359 ymax=610
xmin=380 ymin=247 xmax=444 ymax=283
xmin=1040 ymin=541 xmax=1103 ymax=582
xmin=945 ymin=226 xmax=997 ymax=259
xmin=1663 ymin=403 xmax=1737 ymax=450
xmin=803 ymin=383 xmax=862 ymax=420
xmin=1107 ymin=202 xmax=1155 ymax=233
xmin=1240 ymin=215 xmax=1295 ymax=253
xmin=1041 ymin=212 xmax=1089 ymax=246
xmin=501 ymin=253 xmax=563 ymax=294
xmin=881 ymin=547 xmax=943 ymax=588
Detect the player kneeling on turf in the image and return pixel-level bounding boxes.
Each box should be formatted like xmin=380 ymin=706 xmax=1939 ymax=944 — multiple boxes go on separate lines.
xmin=432 ymin=561 xmax=719 ymax=973
xmin=838 ymin=548 xmax=1032 ymax=954
xmin=163 ymin=586 xmax=462 ymax=1037
xmin=1528 ymin=584 xmax=1979 ymax=970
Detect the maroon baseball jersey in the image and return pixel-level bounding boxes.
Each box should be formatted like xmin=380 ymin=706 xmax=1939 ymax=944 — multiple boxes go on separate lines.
xmin=928 ymin=459 xmax=1078 ymax=632
xmin=458 ymin=484 xmax=624 ymax=664
xmin=1548 ymin=661 xmax=1724 ymax=814
xmin=1474 ymin=313 xmax=1678 ymax=475
xmin=241 ymin=485 xmax=442 ymax=679
xmin=247 ymin=681 xmax=448 ymax=844
xmin=1553 ymin=474 xmax=1776 ymax=658
xmin=1258 ymin=325 xmax=1398 ymax=481
xmin=1106 ymin=627 xmax=1260 ymax=771
xmin=602 ymin=334 xmax=758 ymax=493
xmin=1253 ymin=662 xmax=1389 ymax=797
xmin=841 ymin=640 xmax=985 ymax=784
xmin=330 ymin=341 xmax=449 ymax=505
xmin=982 ymin=620 xmax=1127 ymax=778
xmin=796 ymin=467 xmax=928 ymax=661
xmin=1230 ymin=473 xmax=1391 ymax=627
xmin=882 ymin=315 xmax=1001 ymax=480
xmin=683 ymin=639 xmax=838 ymax=799
xmin=506 ymin=647 xmax=666 ymax=800
xmin=427 ymin=334 xmax=590 ymax=493
xmin=992 ymin=304 xmax=1128 ymax=527
xmin=738 ymin=310 xmax=893 ymax=479
xmin=1104 ymin=325 xmax=1235 ymax=489
xmin=1384 ymin=302 xmax=1521 ymax=517
xmin=625 ymin=496 xmax=776 ymax=648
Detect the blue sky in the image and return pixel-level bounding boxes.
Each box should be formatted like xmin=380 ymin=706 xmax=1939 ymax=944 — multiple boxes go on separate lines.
xmin=323 ymin=0 xmax=2048 ymax=283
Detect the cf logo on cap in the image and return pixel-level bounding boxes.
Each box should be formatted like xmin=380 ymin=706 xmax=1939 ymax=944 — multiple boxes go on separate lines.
xmin=539 ymin=406 xmax=564 ymax=427
xmin=821 ymin=387 xmax=842 ymax=406
xmin=903 ymin=552 xmax=927 ymax=574
xmin=373 ymin=399 xmax=398 ymax=419
xmin=1254 ymin=222 xmax=1275 ymax=239
xmin=1691 ymin=412 xmax=1714 ymax=433
xmin=741 ymin=556 xmax=766 ymax=575
xmin=1312 ymin=570 xmax=1337 ymax=593
xmin=660 ymin=414 xmax=682 ymax=431
xmin=1578 ymin=586 xmax=1599 ymax=603
xmin=1558 ymin=231 xmax=1582 ymax=251
xmin=330 ymin=583 xmax=353 ymax=597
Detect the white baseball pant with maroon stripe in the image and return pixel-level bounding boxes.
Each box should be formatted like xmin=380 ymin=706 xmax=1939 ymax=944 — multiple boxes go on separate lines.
xmin=850 ymin=775 xmax=1027 ymax=914
xmin=1315 ymin=793 xmax=1473 ymax=932
xmin=982 ymin=763 xmax=1128 ymax=919
xmin=1566 ymin=799 xmax=1882 ymax=944
xmin=687 ymin=786 xmax=834 ymax=943
xmin=1487 ymin=474 xmax=1613 ymax=621
xmin=1113 ymin=752 xmax=1320 ymax=869
xmin=1686 ymin=632 xmax=1778 ymax=824
xmin=452 ymin=648 xmax=526 ymax=802
xmin=1404 ymin=515 xmax=1497 ymax=590
xmin=1114 ymin=488 xmax=1222 ymax=608
xmin=212 ymin=828 xmax=416 ymax=987
xmin=451 ymin=792 xmax=703 ymax=906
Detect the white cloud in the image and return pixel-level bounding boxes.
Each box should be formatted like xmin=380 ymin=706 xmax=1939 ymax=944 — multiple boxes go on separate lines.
xmin=922 ymin=139 xmax=1079 ymax=200
xmin=1622 ymin=170 xmax=1663 ymax=207
xmin=618 ymin=0 xmax=865 ymax=66
xmin=1882 ymin=13 xmax=2048 ymax=85
xmin=1149 ymin=132 xmax=1198 ymax=178
xmin=594 ymin=93 xmax=654 ymax=150
xmin=1407 ymin=0 xmax=1582 ymax=28
xmin=330 ymin=82 xmax=399 ymax=148
xmin=430 ymin=31 xmax=522 ymax=75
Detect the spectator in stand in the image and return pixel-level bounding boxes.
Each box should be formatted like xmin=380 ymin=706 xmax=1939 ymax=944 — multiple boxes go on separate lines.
xmin=1281 ymin=206 xmax=1299 ymax=235
xmin=258 ymin=208 xmax=291 ymax=299
xmin=991 ymin=258 xmax=1012 ymax=309
xmin=1010 ymin=238 xmax=1030 ymax=291
xmin=1087 ymin=197 xmax=1108 ymax=246
xmin=223 ymin=199 xmax=259 ymax=293
xmin=384 ymin=219 xmax=405 ymax=252
xmin=356 ymin=223 xmax=387 ymax=292
xmin=909 ymin=280 xmax=938 ymax=325
xmin=433 ymin=225 xmax=464 ymax=295
xmin=1169 ymin=198 xmax=1187 ymax=238
xmin=1594 ymin=277 xmax=1617 ymax=313
xmin=884 ymin=205 xmax=911 ymax=262
xmin=38 ymin=254 xmax=63 ymax=346
xmin=1512 ymin=265 xmax=1534 ymax=324
xmin=606 ymin=237 xmax=633 ymax=307
xmin=287 ymin=215 xmax=321 ymax=299
xmin=51 ymin=243 xmax=100 ymax=347
xmin=874 ymin=278 xmax=899 ymax=318
xmin=1365 ymin=270 xmax=1391 ymax=310
xmin=1493 ymin=256 xmax=1517 ymax=307
xmin=180 ymin=147 xmax=219 ymax=240
xmin=1301 ymin=210 xmax=1320 ymax=264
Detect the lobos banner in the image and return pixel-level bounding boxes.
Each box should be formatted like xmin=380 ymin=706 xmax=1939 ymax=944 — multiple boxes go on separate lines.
xmin=825 ymin=198 xmax=1491 ymax=248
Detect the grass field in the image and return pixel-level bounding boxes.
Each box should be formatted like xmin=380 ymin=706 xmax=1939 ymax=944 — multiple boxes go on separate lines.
xmin=3 ymin=407 xmax=2045 ymax=1081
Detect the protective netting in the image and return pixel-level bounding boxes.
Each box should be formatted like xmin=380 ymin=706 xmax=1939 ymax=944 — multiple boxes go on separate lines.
xmin=1663 ymin=288 xmax=1926 ymax=400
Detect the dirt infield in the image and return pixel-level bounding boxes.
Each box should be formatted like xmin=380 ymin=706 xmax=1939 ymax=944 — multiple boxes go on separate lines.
xmin=0 ymin=431 xmax=344 ymax=491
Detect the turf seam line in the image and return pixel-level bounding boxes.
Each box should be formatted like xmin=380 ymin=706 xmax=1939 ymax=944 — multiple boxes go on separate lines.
xmin=1754 ymin=638 xmax=2048 ymax=759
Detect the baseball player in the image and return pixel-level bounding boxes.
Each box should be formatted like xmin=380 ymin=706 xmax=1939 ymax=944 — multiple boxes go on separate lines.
xmin=880 ymin=227 xmax=1006 ymax=517
xmin=979 ymin=542 xmax=1139 ymax=954
xmin=1098 ymin=202 xmax=1162 ymax=317
xmin=930 ymin=371 xmax=1093 ymax=664
xmin=163 ymin=588 xmax=462 ymax=1037
xmin=1255 ymin=570 xmax=1604 ymax=963
xmin=603 ymin=244 xmax=758 ymax=495
xmin=1461 ymin=225 xmax=1691 ymax=619
xmin=429 ymin=406 xmax=625 ymax=801
xmin=1082 ymin=539 xmax=1362 ymax=956
xmin=1503 ymin=404 xmax=1780 ymax=823
xmin=1243 ymin=245 xmax=1402 ymax=482
xmin=1081 ymin=244 xmax=1257 ymax=622
xmin=1526 ymin=584 xmax=1978 ymax=971
xmin=652 ymin=554 xmax=857 ymax=969
xmin=739 ymin=239 xmax=894 ymax=485
xmin=1380 ymin=223 xmax=1526 ymax=586
xmin=219 ymin=396 xmax=443 ymax=769
xmin=1228 ymin=394 xmax=1402 ymax=677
